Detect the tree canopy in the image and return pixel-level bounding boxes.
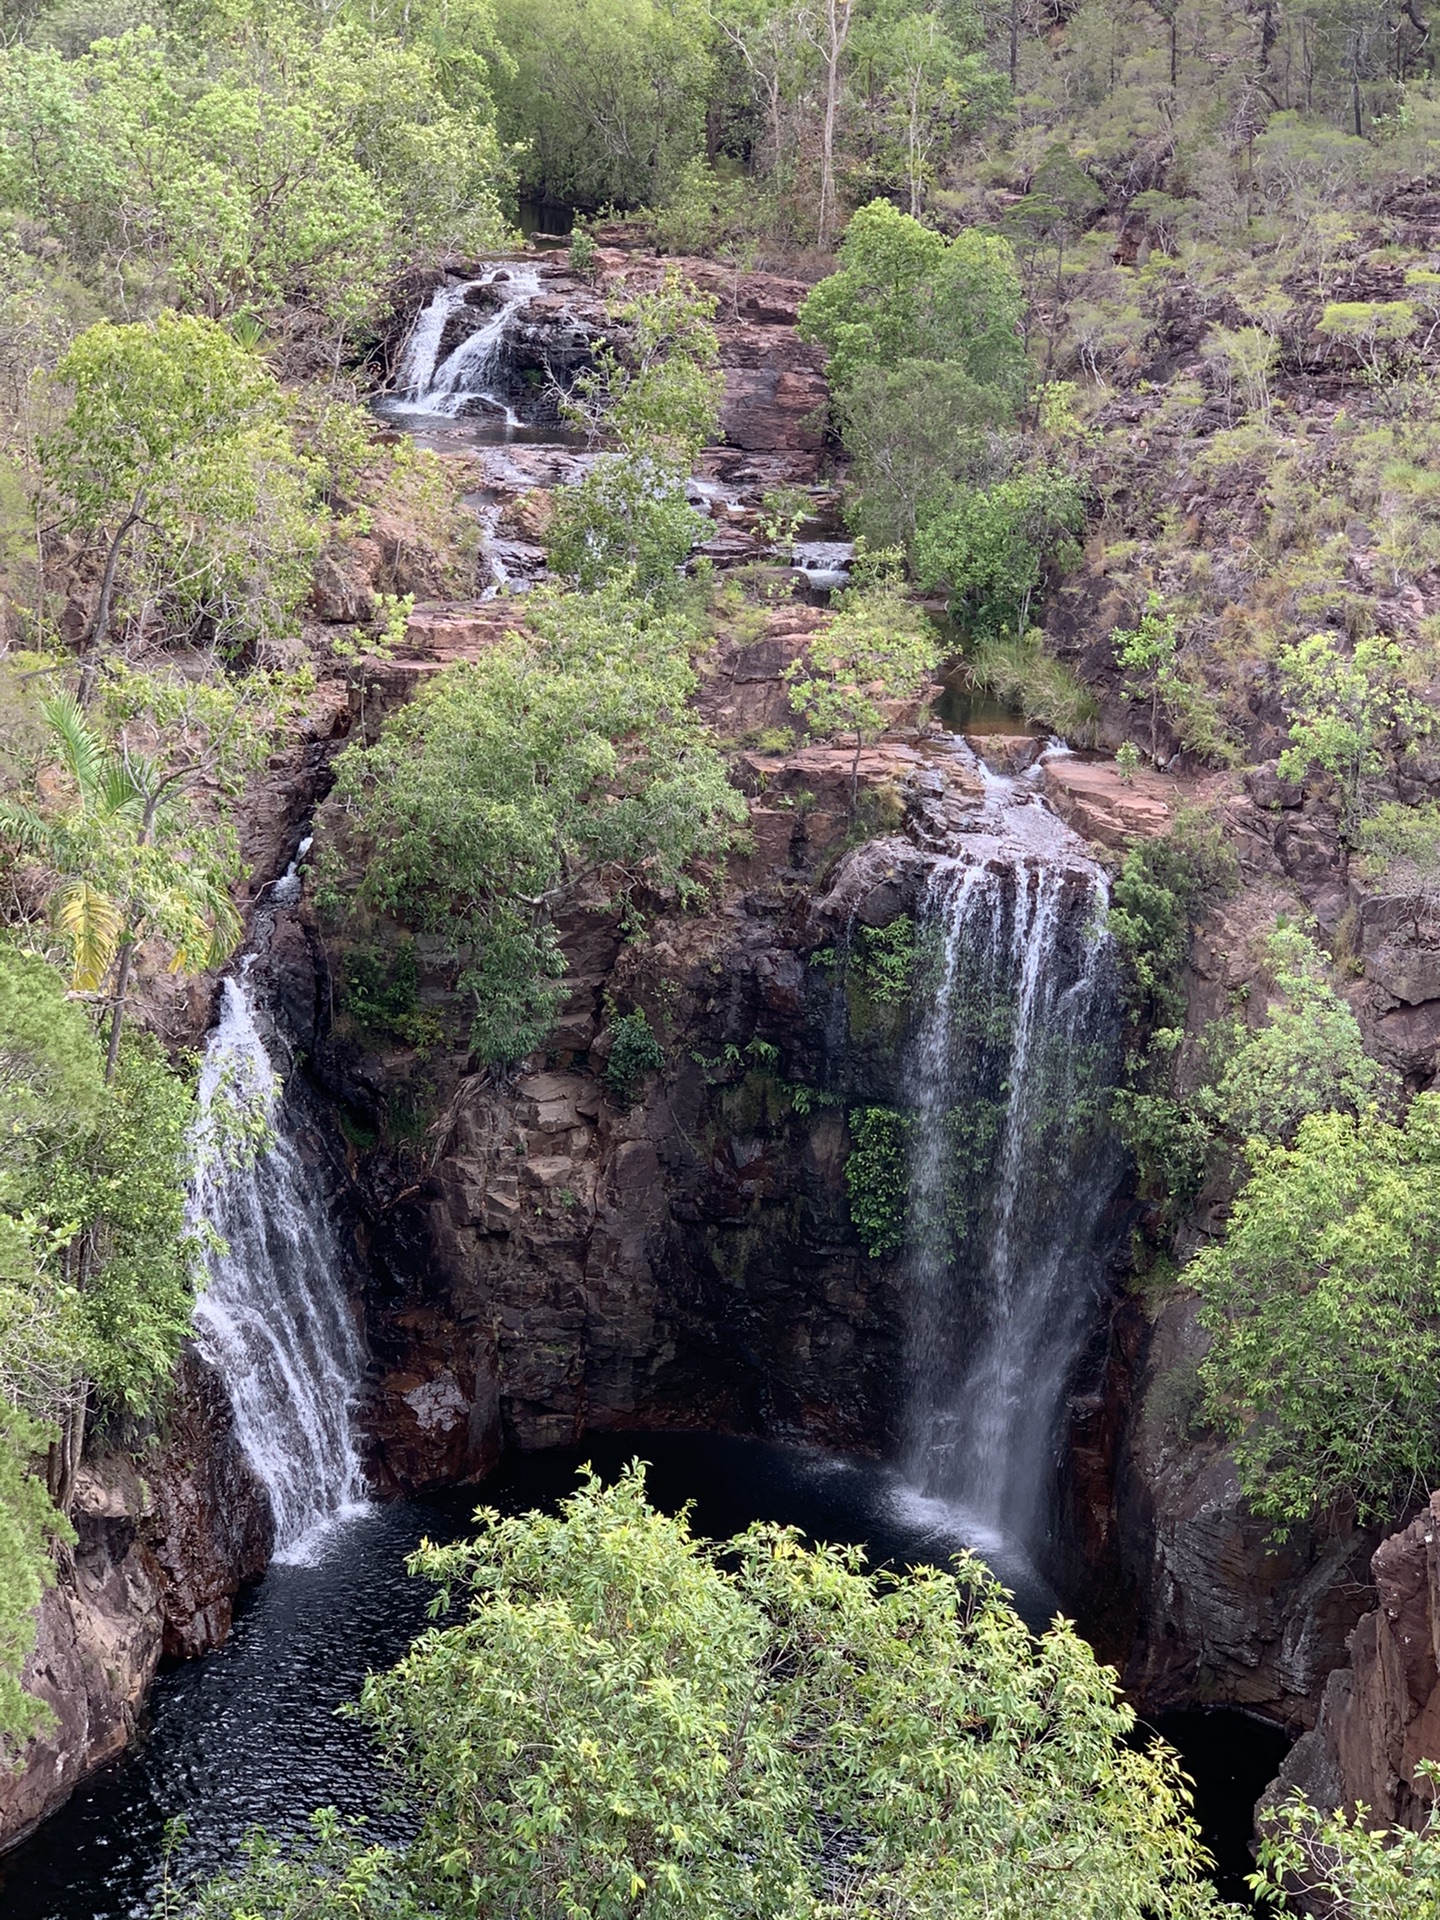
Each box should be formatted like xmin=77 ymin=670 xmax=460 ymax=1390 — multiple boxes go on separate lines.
xmin=170 ymin=1468 xmax=1230 ymax=1920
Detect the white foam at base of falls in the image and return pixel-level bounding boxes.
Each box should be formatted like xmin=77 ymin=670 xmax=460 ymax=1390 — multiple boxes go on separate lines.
xmin=189 ymin=973 xmax=370 ymax=1566
xmin=393 ymin=265 xmax=543 ymax=420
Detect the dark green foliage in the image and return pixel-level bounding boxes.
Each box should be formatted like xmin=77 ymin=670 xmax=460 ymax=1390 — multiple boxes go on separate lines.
xmin=603 ymin=1009 xmax=665 ymax=1110
xmin=845 ymin=1105 xmax=912 ymax=1257
xmin=853 ymin=918 xmax=917 ymax=1006
xmin=329 ymin=589 xmax=745 ymax=1065
xmin=1106 ymin=810 xmax=1239 ymax=1027
xmin=913 ymin=471 xmax=1085 ymax=638
xmin=341 ymin=940 xmax=442 ymax=1053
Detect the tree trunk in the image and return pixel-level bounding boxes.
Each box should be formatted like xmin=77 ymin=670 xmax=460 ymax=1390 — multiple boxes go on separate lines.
xmin=817 ymin=0 xmax=854 ymax=248
xmin=103 ymin=937 xmax=136 ymax=1083
xmin=77 ymin=492 xmax=145 ymax=709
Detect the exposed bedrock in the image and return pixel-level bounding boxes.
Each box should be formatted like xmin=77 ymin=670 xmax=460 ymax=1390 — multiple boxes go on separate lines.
xmin=0 ymin=1356 xmax=271 ymax=1851
xmin=1261 ymin=1493 xmax=1440 ymax=1832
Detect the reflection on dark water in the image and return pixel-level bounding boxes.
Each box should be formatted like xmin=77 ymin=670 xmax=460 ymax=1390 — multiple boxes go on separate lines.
xmin=0 ymin=1436 xmax=1272 ymax=1917
xmin=1152 ymin=1708 xmax=1292 ymax=1907
xmin=932 ymin=668 xmax=1045 ymax=739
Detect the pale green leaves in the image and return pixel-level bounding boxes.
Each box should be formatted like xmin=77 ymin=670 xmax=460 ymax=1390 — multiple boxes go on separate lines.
xmin=294 ymin=1468 xmax=1234 ymax=1920
xmin=1194 ymin=1094 xmax=1440 ymax=1533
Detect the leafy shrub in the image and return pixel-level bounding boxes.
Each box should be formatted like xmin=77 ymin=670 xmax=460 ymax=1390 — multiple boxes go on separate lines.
xmin=330 ymin=590 xmax=746 ymax=1065
xmin=179 ymin=1468 xmax=1228 ymax=1919
xmin=845 ymin=1105 xmax=912 ymax=1257
xmin=1194 ymin=1094 xmax=1440 ymax=1534
xmin=913 ymin=471 xmax=1085 ymax=639
xmin=342 ymin=940 xmax=444 ymax=1055
xmin=1354 ymin=799 xmax=1440 ymax=891
xmin=603 ymin=1009 xmax=665 ymax=1109
xmin=1107 ymin=810 xmax=1239 ymax=1026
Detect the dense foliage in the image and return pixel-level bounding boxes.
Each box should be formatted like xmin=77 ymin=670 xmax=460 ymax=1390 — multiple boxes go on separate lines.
xmin=1193 ymin=1096 xmax=1440 ymax=1535
xmin=172 ymin=1468 xmax=1231 ymax=1919
xmin=548 ymin=274 xmax=723 ymax=598
xmin=0 ymin=945 xmax=199 ymax=1743
xmin=328 ymin=590 xmax=746 ymax=1064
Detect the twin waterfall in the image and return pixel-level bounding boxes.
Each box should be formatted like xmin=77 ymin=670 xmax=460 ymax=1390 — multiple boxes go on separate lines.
xmin=189 ymin=971 xmax=369 ymax=1563
xmin=183 ymin=779 xmax=1116 ymax=1584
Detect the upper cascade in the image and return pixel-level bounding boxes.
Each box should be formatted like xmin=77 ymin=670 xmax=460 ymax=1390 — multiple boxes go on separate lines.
xmin=392 ymin=263 xmax=544 ymax=421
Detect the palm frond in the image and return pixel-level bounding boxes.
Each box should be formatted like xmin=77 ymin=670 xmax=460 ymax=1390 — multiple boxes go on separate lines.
xmin=0 ymin=799 xmax=62 ymax=860
xmin=53 ymin=879 xmax=123 ymax=992
xmin=40 ymin=693 xmax=107 ymax=808
xmin=98 ymin=757 xmax=148 ymax=819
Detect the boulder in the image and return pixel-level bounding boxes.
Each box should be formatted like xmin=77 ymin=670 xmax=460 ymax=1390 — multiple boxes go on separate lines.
xmin=1042 ymin=757 xmax=1176 ymax=847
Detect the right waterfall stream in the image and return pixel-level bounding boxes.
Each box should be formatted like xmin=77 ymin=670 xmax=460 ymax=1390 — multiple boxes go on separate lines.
xmin=896 ymin=773 xmax=1122 ymax=1580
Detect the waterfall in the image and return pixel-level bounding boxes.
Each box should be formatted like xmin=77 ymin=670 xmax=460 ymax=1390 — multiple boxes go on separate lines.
xmin=394 ymin=264 xmax=542 ymax=420
xmin=899 ymin=844 xmax=1120 ymax=1560
xmin=188 ymin=972 xmax=370 ymax=1564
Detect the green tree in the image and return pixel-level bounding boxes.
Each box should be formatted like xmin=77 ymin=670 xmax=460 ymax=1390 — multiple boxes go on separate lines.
xmin=1202 ymin=922 xmax=1395 ymax=1146
xmin=856 ymin=6 xmax=1006 ymax=218
xmin=549 ymin=272 xmax=724 ymax=597
xmin=0 ymin=17 xmax=511 ymax=330
xmin=1277 ymin=631 xmax=1431 ymax=842
xmin=1112 ymin=591 xmax=1181 ymax=761
xmin=1194 ymin=1093 xmax=1440 ymax=1535
xmin=174 ymin=1468 xmax=1230 ymax=1918
xmin=1001 ymin=143 xmax=1103 ymax=374
xmin=329 ymin=590 xmax=746 ymax=1064
xmin=799 ymin=198 xmax=1028 ymax=405
xmin=784 ymin=556 xmax=940 ymax=808
xmin=0 ymin=945 xmax=200 ymax=1742
xmin=42 ymin=313 xmax=323 ymax=679
xmin=913 ymin=470 xmax=1084 ymax=638
xmin=833 ymin=360 xmax=1017 ymax=551
xmin=490 ymin=0 xmax=713 ymax=207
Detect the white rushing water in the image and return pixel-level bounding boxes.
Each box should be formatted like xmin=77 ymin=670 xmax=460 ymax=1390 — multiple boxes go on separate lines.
xmin=189 ymin=970 xmax=370 ymax=1564
xmin=393 ymin=264 xmax=543 ymax=420
xmin=897 ymin=772 xmax=1120 ymax=1563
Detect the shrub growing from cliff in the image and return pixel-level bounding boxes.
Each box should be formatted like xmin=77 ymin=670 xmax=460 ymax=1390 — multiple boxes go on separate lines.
xmin=329 ymin=589 xmax=746 ymax=1065
xmin=845 ymin=1105 xmax=912 ymax=1257
xmin=172 ymin=1466 xmax=1230 ymax=1919
xmin=1193 ymin=1093 xmax=1440 ymax=1535
xmin=548 ymin=273 xmax=723 ymax=599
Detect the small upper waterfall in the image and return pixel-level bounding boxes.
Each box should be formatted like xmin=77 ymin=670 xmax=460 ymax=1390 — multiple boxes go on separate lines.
xmin=189 ymin=970 xmax=369 ymax=1564
xmin=393 ymin=263 xmax=542 ymax=420
xmin=890 ymin=755 xmax=1122 ymax=1572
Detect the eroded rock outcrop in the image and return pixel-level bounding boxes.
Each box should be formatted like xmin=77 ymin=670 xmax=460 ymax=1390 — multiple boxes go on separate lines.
xmin=0 ymin=1358 xmax=271 ymax=1850
xmin=1262 ymin=1493 xmax=1440 ymax=1833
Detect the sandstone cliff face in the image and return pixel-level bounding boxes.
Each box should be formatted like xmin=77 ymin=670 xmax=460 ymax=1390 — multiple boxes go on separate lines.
xmin=0 ymin=1357 xmax=271 ymax=1851
xmin=300 ymin=751 xmax=970 ymax=1491
xmin=1261 ymin=1493 xmax=1440 ymax=1834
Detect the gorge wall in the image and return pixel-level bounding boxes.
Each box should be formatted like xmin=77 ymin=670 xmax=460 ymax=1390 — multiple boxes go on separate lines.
xmin=14 ymin=241 xmax=1440 ymax=1855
